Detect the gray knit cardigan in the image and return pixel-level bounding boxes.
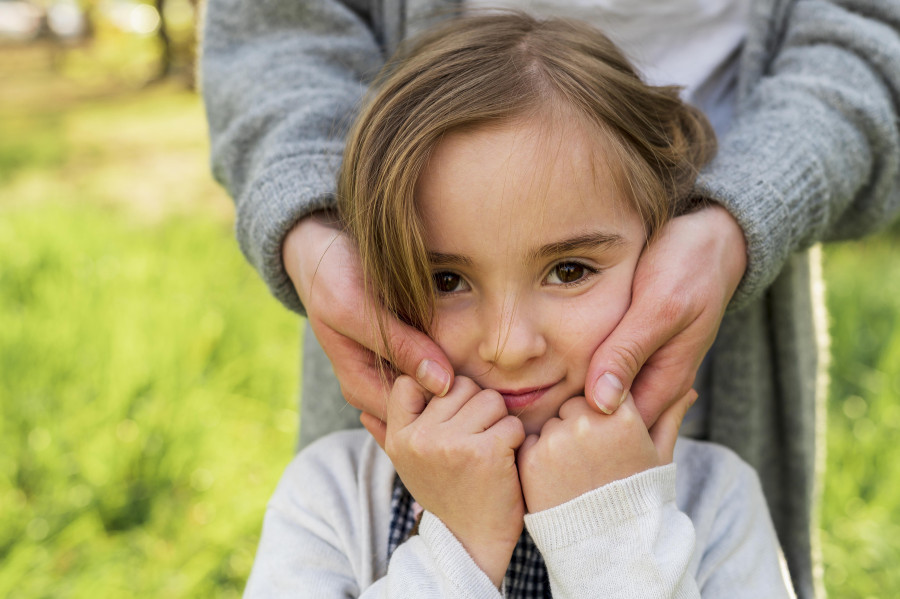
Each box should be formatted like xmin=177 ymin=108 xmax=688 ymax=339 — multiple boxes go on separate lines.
xmin=200 ymin=1 xmax=900 ymax=597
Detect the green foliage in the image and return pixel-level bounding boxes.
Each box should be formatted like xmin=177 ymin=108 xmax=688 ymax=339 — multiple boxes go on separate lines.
xmin=0 ymin=200 xmax=300 ymax=598
xmin=821 ymin=237 xmax=900 ymax=597
xmin=0 ymin=113 xmax=66 ymax=183
xmin=0 ymin=53 xmax=300 ymax=597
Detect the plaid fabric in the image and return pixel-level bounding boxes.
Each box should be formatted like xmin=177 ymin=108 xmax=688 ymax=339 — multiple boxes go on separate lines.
xmin=388 ymin=476 xmax=550 ymax=598
xmin=387 ymin=475 xmax=419 ymax=558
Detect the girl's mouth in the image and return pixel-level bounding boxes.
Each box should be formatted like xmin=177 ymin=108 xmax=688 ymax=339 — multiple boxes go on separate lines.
xmin=497 ymin=384 xmax=555 ymax=410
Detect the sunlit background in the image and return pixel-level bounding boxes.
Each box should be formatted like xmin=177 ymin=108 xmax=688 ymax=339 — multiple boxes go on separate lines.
xmin=1 ymin=2 xmax=899 ymax=597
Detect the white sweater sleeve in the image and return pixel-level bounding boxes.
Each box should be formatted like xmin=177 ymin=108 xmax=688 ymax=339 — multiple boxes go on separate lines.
xmin=370 ymin=513 xmax=503 ymax=598
xmin=525 ymin=464 xmax=699 ymax=598
xmin=243 ymin=431 xmax=502 ymax=598
xmin=524 ymin=444 xmax=795 ymax=598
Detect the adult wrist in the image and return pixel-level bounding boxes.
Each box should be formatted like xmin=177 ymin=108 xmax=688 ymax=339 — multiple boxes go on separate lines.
xmin=283 ymin=210 xmax=342 ymax=309
xmin=704 ymin=203 xmax=748 ymax=305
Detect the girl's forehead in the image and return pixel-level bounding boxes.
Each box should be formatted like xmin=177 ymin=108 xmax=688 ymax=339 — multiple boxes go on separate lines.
xmin=419 ymin=114 xmax=627 ymax=215
xmin=417 ymin=115 xmax=640 ymax=251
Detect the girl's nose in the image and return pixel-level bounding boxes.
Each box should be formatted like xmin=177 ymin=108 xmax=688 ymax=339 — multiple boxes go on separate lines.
xmin=477 ymin=300 xmax=547 ymax=370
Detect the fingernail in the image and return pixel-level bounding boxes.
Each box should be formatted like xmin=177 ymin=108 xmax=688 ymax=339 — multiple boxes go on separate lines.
xmin=592 ymin=372 xmax=627 ymax=414
xmin=416 ymin=359 xmax=451 ymax=397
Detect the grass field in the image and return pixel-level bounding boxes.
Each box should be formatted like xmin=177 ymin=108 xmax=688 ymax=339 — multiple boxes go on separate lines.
xmin=1 ymin=43 xmax=899 ymax=597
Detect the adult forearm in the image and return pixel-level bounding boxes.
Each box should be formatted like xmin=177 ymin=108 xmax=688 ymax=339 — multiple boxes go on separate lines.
xmin=200 ymin=0 xmax=384 ymax=312
xmin=698 ymin=0 xmax=900 ymax=310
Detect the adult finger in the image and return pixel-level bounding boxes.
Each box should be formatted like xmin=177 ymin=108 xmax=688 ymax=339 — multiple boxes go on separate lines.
xmin=360 ymin=411 xmax=387 ymax=449
xmin=313 ymin=297 xmax=455 ymax=400
xmin=585 ymin=293 xmax=681 ymax=416
xmin=313 ymin=321 xmax=392 ymax=419
xmin=627 ymin=339 xmax=707 ymax=426
xmin=585 ymin=207 xmax=745 ymax=425
xmin=648 ymin=389 xmax=698 ymax=463
xmin=369 ymin=312 xmax=454 ymax=398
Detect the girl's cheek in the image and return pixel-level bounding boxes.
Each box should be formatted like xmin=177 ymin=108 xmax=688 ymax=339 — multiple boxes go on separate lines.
xmin=563 ymin=283 xmax=633 ymax=351
xmin=430 ymin=312 xmax=472 ymax=370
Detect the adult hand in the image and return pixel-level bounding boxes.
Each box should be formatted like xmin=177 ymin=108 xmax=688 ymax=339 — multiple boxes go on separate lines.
xmin=283 ymin=213 xmax=454 ymax=423
xmin=385 ymin=376 xmax=526 ymax=587
xmin=585 ymin=205 xmax=747 ymax=426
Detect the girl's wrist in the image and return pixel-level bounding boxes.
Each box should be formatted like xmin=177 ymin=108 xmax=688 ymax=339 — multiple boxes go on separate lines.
xmin=456 ymin=533 xmax=518 ymax=588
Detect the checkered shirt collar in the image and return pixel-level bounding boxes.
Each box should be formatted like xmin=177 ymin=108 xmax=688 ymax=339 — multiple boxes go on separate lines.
xmin=387 ymin=476 xmax=550 ymax=598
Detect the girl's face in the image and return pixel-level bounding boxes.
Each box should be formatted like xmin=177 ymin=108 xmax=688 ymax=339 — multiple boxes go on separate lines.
xmin=416 ymin=115 xmax=646 ymax=436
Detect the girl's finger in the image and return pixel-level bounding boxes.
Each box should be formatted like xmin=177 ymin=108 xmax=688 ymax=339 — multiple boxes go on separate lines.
xmin=417 ymin=376 xmax=481 ymax=424
xmin=648 ymin=389 xmax=698 ymax=463
xmin=487 ymin=414 xmax=526 ymax=452
xmin=556 ymin=396 xmax=592 ymax=420
xmin=386 ymin=375 xmax=429 ymax=436
xmin=452 ymin=389 xmax=509 ymax=434
xmin=516 ymin=433 xmax=541 ymax=462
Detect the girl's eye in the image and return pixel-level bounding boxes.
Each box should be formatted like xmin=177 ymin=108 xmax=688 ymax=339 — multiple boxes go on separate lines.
xmin=546 ymin=262 xmax=595 ymax=286
xmin=433 ymin=271 xmax=468 ymax=294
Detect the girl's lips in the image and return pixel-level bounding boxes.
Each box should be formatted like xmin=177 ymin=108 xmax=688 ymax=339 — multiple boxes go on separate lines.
xmin=498 ymin=384 xmax=554 ymax=410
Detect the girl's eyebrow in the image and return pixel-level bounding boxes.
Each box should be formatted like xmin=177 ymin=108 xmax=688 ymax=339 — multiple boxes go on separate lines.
xmin=427 ymin=232 xmax=626 ymax=267
xmin=531 ymin=231 xmax=626 ymax=260
xmin=427 ymin=251 xmax=474 ymax=268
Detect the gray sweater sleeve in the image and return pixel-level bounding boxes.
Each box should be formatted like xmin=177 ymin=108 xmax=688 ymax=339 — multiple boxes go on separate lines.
xmin=698 ymin=0 xmax=900 ymax=309
xmin=200 ymin=0 xmax=384 ymax=313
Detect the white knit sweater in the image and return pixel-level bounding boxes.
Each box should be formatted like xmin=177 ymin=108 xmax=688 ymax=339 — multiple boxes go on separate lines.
xmin=244 ymin=430 xmax=793 ymax=597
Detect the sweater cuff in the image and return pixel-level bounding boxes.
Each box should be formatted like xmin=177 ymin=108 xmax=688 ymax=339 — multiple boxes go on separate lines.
xmin=694 ymin=118 xmax=829 ymax=312
xmin=235 ymin=153 xmax=343 ymax=315
xmin=417 ymin=512 xmax=504 ymax=599
xmin=524 ymin=464 xmax=676 ymax=553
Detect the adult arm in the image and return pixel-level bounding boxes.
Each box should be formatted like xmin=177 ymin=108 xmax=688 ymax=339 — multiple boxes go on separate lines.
xmin=703 ymin=0 xmax=900 ymax=308
xmin=201 ymin=0 xmax=379 ymax=313
xmin=588 ymin=0 xmax=900 ymax=419
xmin=201 ymin=0 xmax=454 ymax=406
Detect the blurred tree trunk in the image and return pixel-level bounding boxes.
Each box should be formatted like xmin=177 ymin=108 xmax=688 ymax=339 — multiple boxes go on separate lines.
xmin=149 ymin=0 xmax=199 ymax=88
xmin=154 ymin=0 xmax=173 ymax=80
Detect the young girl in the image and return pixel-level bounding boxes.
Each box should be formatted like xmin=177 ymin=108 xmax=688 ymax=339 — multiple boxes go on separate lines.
xmin=244 ymin=13 xmax=793 ymax=598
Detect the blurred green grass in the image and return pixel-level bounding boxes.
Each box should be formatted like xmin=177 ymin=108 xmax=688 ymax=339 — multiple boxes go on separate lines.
xmin=1 ymin=43 xmax=899 ymax=597
xmin=1 ymin=45 xmax=300 ymax=597
xmin=820 ymin=231 xmax=900 ymax=597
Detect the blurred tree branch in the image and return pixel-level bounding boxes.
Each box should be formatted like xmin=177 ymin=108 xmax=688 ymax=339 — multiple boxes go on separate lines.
xmin=150 ymin=0 xmax=199 ymax=88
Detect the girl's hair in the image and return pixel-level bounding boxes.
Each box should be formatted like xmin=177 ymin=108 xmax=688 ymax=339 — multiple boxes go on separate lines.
xmin=338 ymin=12 xmax=716 ymax=347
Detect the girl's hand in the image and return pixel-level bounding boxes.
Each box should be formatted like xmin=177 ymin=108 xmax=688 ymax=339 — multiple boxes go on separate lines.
xmin=517 ymin=390 xmax=696 ymax=513
xmin=383 ymin=376 xmax=526 ymax=588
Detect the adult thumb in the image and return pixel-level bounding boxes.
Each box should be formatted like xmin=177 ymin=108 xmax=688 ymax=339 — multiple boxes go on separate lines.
xmin=375 ymin=312 xmax=454 ymax=398
xmin=585 ymin=312 xmax=660 ymax=415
